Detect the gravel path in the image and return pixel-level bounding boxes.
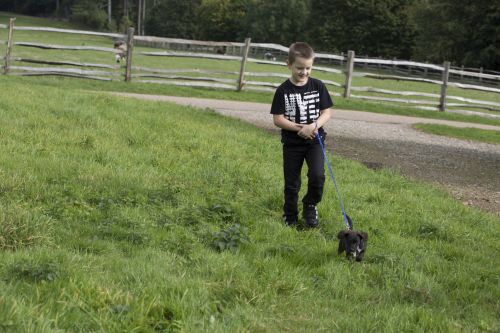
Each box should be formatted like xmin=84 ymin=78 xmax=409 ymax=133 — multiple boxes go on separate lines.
xmin=113 ymin=93 xmax=500 ymax=215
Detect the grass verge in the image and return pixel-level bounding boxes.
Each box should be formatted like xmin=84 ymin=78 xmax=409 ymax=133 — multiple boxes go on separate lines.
xmin=3 ymin=75 xmax=500 ymax=129
xmin=414 ymin=124 xmax=500 ymax=145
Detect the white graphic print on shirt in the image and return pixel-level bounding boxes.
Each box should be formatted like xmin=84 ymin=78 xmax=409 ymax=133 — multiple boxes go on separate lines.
xmin=284 ymin=91 xmax=320 ymax=123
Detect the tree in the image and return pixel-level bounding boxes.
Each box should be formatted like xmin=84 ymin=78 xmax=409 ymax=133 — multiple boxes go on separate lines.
xmin=307 ymin=0 xmax=416 ymax=58
xmin=195 ymin=0 xmax=246 ymax=41
xmin=241 ymin=0 xmax=311 ymax=44
xmin=108 ymin=0 xmax=112 ymax=26
xmin=146 ymin=0 xmax=201 ymax=38
xmin=71 ymin=0 xmax=108 ymax=30
xmin=411 ymin=0 xmax=500 ymax=70
xmin=137 ymin=0 xmax=142 ymax=35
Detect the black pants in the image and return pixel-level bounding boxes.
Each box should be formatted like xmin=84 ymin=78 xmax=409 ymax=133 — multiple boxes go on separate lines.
xmin=282 ymin=142 xmax=325 ymax=218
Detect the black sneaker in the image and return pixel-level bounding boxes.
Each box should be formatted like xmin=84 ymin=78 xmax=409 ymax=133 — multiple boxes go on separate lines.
xmin=303 ymin=204 xmax=319 ymax=228
xmin=283 ymin=215 xmax=298 ymax=227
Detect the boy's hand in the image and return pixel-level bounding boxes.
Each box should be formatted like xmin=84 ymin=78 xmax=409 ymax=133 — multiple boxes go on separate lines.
xmin=298 ymin=122 xmax=318 ymax=140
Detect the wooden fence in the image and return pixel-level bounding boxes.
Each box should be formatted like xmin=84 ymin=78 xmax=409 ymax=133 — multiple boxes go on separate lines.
xmin=1 ymin=18 xmax=500 ymax=116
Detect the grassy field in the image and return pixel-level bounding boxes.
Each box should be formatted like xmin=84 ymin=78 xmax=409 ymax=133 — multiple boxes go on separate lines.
xmin=0 ymin=70 xmax=499 ymax=332
xmin=415 ymin=124 xmax=500 ymax=145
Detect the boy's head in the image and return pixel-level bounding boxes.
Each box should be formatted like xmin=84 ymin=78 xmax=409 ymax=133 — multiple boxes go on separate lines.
xmin=287 ymin=42 xmax=314 ymax=64
xmin=287 ymin=42 xmax=314 ymax=86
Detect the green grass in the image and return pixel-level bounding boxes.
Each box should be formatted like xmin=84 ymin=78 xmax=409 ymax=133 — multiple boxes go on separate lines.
xmin=0 ymin=75 xmax=499 ymax=332
xmin=414 ymin=124 xmax=500 ymax=145
xmin=1 ymin=11 xmax=500 ymax=129
xmin=3 ymin=74 xmax=500 ymax=130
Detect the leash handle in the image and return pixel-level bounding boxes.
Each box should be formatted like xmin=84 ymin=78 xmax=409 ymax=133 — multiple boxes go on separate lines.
xmin=316 ymin=133 xmax=352 ymax=230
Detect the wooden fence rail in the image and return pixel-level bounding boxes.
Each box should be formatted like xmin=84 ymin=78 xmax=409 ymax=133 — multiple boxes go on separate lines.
xmin=1 ymin=19 xmax=499 ymax=116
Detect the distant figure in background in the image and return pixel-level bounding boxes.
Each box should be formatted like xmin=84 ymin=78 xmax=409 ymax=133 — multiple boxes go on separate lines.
xmin=265 ymin=52 xmax=276 ymax=61
xmin=215 ymin=46 xmax=227 ymax=55
xmin=114 ymin=41 xmax=127 ymax=63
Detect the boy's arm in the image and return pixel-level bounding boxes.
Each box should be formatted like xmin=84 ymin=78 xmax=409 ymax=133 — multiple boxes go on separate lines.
xmin=273 ymin=114 xmax=303 ymax=132
xmin=297 ymin=108 xmax=332 ymax=139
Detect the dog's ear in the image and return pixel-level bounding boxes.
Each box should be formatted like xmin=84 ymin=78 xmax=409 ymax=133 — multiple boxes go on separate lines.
xmin=337 ymin=239 xmax=346 ymax=254
xmin=358 ymin=231 xmax=368 ymax=240
xmin=337 ymin=231 xmax=348 ymax=239
xmin=337 ymin=231 xmax=347 ymax=254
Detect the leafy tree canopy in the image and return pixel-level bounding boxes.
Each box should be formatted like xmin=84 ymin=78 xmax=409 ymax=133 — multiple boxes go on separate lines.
xmin=1 ymin=0 xmax=499 ymax=70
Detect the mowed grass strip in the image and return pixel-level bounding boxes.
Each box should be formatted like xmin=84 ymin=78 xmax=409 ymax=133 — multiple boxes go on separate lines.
xmin=414 ymin=123 xmax=500 ymax=145
xmin=0 ymin=68 xmax=499 ymax=333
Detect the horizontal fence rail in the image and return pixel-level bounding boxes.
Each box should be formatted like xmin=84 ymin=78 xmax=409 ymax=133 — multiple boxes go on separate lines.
xmin=13 ymin=25 xmax=125 ymax=39
xmin=1 ymin=19 xmax=499 ymax=117
xmin=14 ymin=57 xmax=119 ymax=69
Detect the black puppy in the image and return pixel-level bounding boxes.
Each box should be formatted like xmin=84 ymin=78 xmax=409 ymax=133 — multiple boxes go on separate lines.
xmin=337 ymin=230 xmax=368 ymax=262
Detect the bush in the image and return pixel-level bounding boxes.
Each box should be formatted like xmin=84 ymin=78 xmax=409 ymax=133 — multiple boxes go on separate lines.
xmin=71 ymin=2 xmax=107 ymax=30
xmin=118 ymin=16 xmax=134 ymax=33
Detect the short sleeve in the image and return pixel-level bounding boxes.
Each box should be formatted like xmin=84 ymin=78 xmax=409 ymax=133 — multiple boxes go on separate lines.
xmin=319 ymin=82 xmax=333 ymax=110
xmin=270 ymin=86 xmax=285 ymax=115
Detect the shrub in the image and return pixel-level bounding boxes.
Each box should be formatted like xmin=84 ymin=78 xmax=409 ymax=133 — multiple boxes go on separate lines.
xmin=71 ymin=2 xmax=107 ymax=30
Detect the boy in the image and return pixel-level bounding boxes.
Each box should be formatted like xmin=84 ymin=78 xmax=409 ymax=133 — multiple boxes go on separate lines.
xmin=270 ymin=42 xmax=333 ymax=228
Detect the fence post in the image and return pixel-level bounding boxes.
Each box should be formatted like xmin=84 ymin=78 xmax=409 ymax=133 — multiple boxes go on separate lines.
xmin=4 ymin=17 xmax=15 ymax=75
xmin=439 ymin=61 xmax=450 ymax=112
xmin=125 ymin=27 xmax=134 ymax=82
xmin=343 ymin=50 xmax=355 ymax=98
xmin=237 ymin=37 xmax=251 ymax=91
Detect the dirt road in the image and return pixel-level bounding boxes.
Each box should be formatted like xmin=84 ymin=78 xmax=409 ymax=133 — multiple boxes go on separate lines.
xmin=113 ymin=93 xmax=500 ymax=215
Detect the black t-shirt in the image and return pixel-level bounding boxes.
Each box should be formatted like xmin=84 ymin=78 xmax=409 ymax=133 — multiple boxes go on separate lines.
xmin=270 ymin=77 xmax=333 ymax=145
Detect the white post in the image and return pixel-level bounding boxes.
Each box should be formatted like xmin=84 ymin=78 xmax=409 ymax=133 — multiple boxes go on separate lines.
xmin=439 ymin=61 xmax=450 ymax=112
xmin=125 ymin=27 xmax=135 ymax=82
xmin=237 ymin=37 xmax=251 ymax=91
xmin=343 ymin=50 xmax=355 ymax=98
xmin=4 ymin=18 xmax=15 ymax=75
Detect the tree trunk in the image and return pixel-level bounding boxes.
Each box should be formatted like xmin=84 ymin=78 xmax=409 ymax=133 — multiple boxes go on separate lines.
xmin=108 ymin=0 xmax=112 ymax=26
xmin=124 ymin=0 xmax=129 ymax=17
xmin=137 ymin=0 xmax=142 ymax=36
xmin=141 ymin=0 xmax=146 ymax=35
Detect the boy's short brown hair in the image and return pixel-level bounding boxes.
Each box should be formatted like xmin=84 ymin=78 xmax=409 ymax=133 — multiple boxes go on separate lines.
xmin=287 ymin=42 xmax=314 ymax=64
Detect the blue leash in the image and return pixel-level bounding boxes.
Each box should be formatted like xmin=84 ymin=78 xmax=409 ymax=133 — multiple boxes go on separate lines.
xmin=316 ymin=133 xmax=353 ymax=230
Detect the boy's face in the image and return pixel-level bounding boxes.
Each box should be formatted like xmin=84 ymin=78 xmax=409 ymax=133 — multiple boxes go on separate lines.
xmin=288 ymin=56 xmax=314 ymax=86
